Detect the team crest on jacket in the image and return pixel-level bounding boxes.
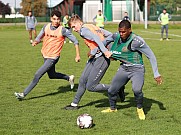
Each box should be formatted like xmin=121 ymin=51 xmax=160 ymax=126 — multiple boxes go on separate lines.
xmin=122 ymin=46 xmax=128 ymax=52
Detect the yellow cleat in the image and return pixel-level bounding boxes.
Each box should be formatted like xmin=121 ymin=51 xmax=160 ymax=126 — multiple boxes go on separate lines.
xmin=137 ymin=108 xmax=145 ymax=120
xmin=101 ymin=108 xmax=117 ymax=113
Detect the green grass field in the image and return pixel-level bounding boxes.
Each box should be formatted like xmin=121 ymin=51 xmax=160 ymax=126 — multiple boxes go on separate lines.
xmin=0 ymin=23 xmax=181 ymax=135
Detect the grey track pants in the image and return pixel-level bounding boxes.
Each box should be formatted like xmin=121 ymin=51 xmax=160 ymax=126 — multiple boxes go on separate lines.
xmin=73 ymin=55 xmax=110 ymax=104
xmin=23 ymin=57 xmax=69 ymax=96
xmin=161 ymin=24 xmax=168 ymax=38
xmin=108 ymin=64 xmax=145 ymax=109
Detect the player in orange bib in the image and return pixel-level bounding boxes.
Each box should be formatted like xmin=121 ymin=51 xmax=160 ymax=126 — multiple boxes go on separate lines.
xmin=14 ymin=10 xmax=80 ymax=100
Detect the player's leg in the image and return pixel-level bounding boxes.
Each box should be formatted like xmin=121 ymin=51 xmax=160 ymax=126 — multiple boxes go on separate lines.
xmin=117 ymin=85 xmax=125 ymax=102
xmin=64 ymin=59 xmax=94 ymax=109
xmin=46 ymin=58 xmax=74 ymax=89
xmin=102 ymin=65 xmax=129 ymax=112
xmin=165 ymin=24 xmax=169 ymax=40
xmin=14 ymin=58 xmax=57 ymax=99
xmin=160 ymin=25 xmax=164 ymax=41
xmin=47 ymin=58 xmax=69 ymax=80
xmin=86 ymin=56 xmax=110 ymax=92
xmin=130 ymin=66 xmax=145 ymax=120
xmin=32 ymin=29 xmax=37 ymax=40
xmin=28 ymin=30 xmax=33 ymax=43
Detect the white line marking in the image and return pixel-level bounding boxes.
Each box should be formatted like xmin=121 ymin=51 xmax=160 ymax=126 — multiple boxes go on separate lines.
xmin=143 ymin=37 xmax=181 ymax=42
xmin=141 ymin=31 xmax=181 ymax=38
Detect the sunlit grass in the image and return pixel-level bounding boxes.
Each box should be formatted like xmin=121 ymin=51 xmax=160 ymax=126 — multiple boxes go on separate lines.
xmin=0 ymin=23 xmax=181 ymax=135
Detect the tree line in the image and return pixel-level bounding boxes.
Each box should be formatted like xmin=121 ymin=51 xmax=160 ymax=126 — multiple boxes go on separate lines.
xmin=0 ymin=0 xmax=181 ymax=18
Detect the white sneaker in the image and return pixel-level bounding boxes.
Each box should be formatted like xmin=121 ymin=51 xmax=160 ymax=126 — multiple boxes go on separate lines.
xmin=30 ymin=40 xmax=33 ymax=44
xmin=14 ymin=92 xmax=24 ymax=99
xmin=69 ymin=75 xmax=75 ymax=89
xmin=69 ymin=41 xmax=73 ymax=43
xmin=166 ymin=38 xmax=169 ymax=41
xmin=64 ymin=41 xmax=66 ymax=44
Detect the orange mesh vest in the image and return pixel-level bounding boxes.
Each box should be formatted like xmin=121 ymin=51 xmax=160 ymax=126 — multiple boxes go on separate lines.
xmin=82 ymin=24 xmax=105 ymax=50
xmin=41 ymin=23 xmax=65 ymax=59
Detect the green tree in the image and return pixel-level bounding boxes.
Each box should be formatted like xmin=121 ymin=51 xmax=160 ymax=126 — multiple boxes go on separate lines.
xmin=150 ymin=0 xmax=181 ymax=15
xmin=0 ymin=1 xmax=11 ymax=18
xmin=20 ymin=0 xmax=47 ymax=17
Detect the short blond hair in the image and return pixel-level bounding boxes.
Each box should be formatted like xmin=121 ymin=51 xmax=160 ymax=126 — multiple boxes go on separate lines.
xmin=68 ymin=14 xmax=83 ymax=28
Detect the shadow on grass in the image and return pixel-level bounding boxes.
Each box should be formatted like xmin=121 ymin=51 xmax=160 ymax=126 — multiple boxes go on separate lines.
xmin=24 ymin=84 xmax=79 ymax=100
xmin=80 ymin=93 xmax=166 ymax=114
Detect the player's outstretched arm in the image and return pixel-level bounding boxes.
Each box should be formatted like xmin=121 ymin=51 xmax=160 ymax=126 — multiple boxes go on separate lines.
xmin=74 ymin=44 xmax=80 ymax=62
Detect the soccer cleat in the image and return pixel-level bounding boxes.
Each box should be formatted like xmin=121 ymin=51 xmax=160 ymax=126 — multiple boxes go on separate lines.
xmin=69 ymin=40 xmax=73 ymax=43
xmin=64 ymin=104 xmax=79 ymax=110
xmin=166 ymin=38 xmax=169 ymax=41
xmin=101 ymin=108 xmax=117 ymax=113
xmin=160 ymin=38 xmax=163 ymax=41
xmin=30 ymin=40 xmax=33 ymax=44
xmin=137 ymin=108 xmax=145 ymax=120
xmin=64 ymin=41 xmax=66 ymax=44
xmin=69 ymin=75 xmax=75 ymax=89
xmin=14 ymin=92 xmax=24 ymax=99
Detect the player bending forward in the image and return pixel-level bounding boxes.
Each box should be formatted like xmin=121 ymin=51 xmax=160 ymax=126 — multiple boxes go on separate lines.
xmin=101 ymin=20 xmax=162 ymax=120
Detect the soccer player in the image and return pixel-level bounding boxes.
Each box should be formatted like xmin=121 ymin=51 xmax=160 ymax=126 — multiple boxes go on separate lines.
xmin=25 ymin=11 xmax=37 ymax=44
xmin=158 ymin=9 xmax=171 ymax=41
xmin=122 ymin=12 xmax=130 ymax=21
xmin=64 ymin=14 xmax=124 ymax=110
xmin=14 ymin=10 xmax=80 ymax=100
xmin=93 ymin=10 xmax=107 ymax=29
xmin=62 ymin=14 xmax=72 ymax=43
xmin=101 ymin=20 xmax=162 ymax=120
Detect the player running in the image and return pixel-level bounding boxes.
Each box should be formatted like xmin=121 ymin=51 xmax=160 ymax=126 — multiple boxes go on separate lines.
xmin=14 ymin=10 xmax=80 ymax=100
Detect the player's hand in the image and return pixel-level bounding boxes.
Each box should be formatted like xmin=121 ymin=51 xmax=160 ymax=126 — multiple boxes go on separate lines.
xmin=104 ymin=51 xmax=112 ymax=58
xmin=87 ymin=50 xmax=91 ymax=58
xmin=75 ymin=55 xmax=80 ymax=62
xmin=110 ymin=57 xmax=116 ymax=61
xmin=154 ymin=76 xmax=163 ymax=85
xmin=32 ymin=41 xmax=38 ymax=46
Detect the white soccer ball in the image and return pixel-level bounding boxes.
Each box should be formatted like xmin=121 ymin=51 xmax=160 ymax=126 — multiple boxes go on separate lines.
xmin=77 ymin=113 xmax=93 ymax=129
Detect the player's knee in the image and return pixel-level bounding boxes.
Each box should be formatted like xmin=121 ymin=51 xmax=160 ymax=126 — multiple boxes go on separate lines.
xmin=108 ymin=88 xmax=117 ymax=96
xmin=33 ymin=73 xmax=41 ymax=83
xmin=87 ymin=85 xmax=95 ymax=92
xmin=79 ymin=78 xmax=86 ymax=85
xmin=133 ymin=88 xmax=142 ymax=97
xmin=48 ymin=74 xmax=56 ymax=79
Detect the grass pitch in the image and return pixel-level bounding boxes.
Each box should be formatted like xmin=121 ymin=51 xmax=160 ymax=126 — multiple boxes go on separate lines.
xmin=0 ymin=23 xmax=181 ymax=135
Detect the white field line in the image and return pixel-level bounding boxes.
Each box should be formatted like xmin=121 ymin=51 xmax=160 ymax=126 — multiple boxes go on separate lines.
xmin=140 ymin=31 xmax=181 ymax=41
xmin=141 ymin=31 xmax=181 ymax=38
xmin=143 ymin=37 xmax=181 ymax=42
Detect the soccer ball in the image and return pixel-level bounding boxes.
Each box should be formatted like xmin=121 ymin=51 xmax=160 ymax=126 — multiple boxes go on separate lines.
xmin=77 ymin=113 xmax=93 ymax=129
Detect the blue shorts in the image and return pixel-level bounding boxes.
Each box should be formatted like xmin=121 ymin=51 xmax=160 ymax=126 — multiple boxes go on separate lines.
xmin=27 ymin=27 xmax=36 ymax=31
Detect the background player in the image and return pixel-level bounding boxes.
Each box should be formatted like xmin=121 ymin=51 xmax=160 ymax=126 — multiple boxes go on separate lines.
xmin=158 ymin=9 xmax=171 ymax=41
xmin=25 ymin=11 xmax=37 ymax=44
xmin=93 ymin=10 xmax=107 ymax=29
